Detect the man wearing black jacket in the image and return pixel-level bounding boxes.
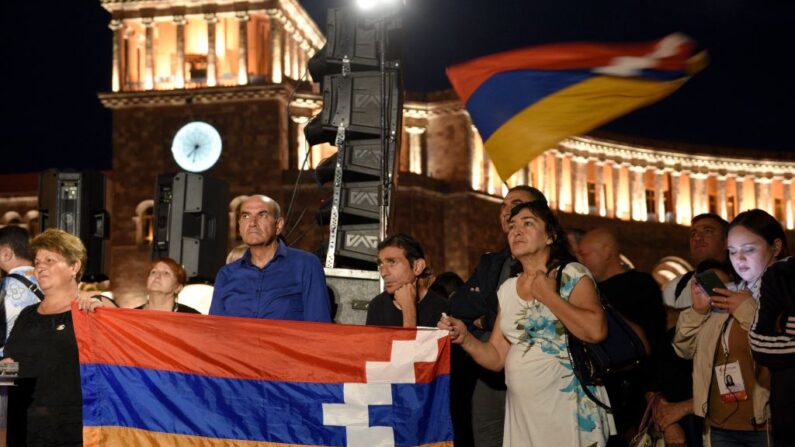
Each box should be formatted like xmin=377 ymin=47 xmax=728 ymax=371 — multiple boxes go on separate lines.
xmin=449 ymin=185 xmax=546 ymax=447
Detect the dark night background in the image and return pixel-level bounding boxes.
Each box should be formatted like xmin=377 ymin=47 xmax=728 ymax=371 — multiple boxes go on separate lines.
xmin=1 ymin=0 xmax=793 ymax=175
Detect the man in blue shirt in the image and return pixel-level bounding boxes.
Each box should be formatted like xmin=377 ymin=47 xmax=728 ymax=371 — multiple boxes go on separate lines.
xmin=209 ymin=195 xmax=331 ymax=322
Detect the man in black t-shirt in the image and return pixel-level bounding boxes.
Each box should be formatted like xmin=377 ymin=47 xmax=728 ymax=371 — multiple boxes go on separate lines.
xmin=578 ymin=228 xmax=667 ymax=447
xmin=366 ymin=234 xmax=448 ymax=328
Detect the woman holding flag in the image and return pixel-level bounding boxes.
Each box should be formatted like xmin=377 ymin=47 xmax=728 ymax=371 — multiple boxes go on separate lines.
xmin=3 ymin=229 xmax=96 ymax=446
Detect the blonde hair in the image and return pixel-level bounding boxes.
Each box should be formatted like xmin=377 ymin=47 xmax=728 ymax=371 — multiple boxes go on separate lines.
xmin=30 ymin=229 xmax=88 ymax=281
xmin=226 ymin=244 xmax=248 ymax=264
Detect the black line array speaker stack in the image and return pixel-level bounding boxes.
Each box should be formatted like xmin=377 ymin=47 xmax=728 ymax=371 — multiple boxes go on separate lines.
xmin=307 ymin=5 xmax=404 ymax=270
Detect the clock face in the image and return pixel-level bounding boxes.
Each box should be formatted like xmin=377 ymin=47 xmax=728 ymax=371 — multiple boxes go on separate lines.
xmin=171 ymin=122 xmax=222 ymax=173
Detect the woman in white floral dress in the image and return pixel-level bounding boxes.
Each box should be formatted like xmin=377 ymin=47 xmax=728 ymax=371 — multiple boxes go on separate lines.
xmin=440 ymin=200 xmax=615 ymax=446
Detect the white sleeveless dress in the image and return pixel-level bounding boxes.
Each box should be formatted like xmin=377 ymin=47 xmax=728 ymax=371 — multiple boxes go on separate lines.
xmin=498 ymin=262 xmax=615 ymax=447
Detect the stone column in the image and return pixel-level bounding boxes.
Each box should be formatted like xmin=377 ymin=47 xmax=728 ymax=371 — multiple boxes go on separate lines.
xmin=682 ymin=170 xmax=694 ymax=223
xmin=689 ymin=172 xmax=700 ymax=218
xmin=236 ymin=11 xmax=250 ymax=85
xmin=205 ymin=14 xmax=218 ymax=87
xmin=717 ymin=175 xmax=728 ymax=220
xmin=785 ymin=177 xmax=794 ymax=230
xmin=617 ymin=162 xmax=630 ymax=219
xmin=301 ymin=42 xmax=312 ymax=82
xmin=746 ymin=175 xmax=756 ymax=211
xmin=670 ymin=171 xmax=681 ymax=224
xmin=759 ymin=177 xmax=773 ymax=214
xmin=630 ymin=166 xmax=647 ymax=221
xmin=724 ymin=174 xmax=736 ymax=219
xmin=268 ymin=14 xmax=283 ymax=84
xmin=406 ymin=126 xmax=426 ymax=175
xmin=694 ymin=173 xmax=707 ymax=216
xmin=560 ymin=153 xmax=573 ymax=212
xmin=110 ymin=19 xmax=124 ymax=92
xmin=291 ymin=115 xmax=310 ymax=169
xmin=290 ymin=30 xmax=300 ymax=80
xmin=143 ymin=17 xmax=155 ymax=90
xmin=535 ymin=153 xmax=546 ymax=196
xmin=655 ymin=169 xmax=665 ymax=222
xmin=174 ymin=15 xmax=186 ymax=88
xmin=554 ymin=151 xmax=564 ymax=211
xmin=573 ymin=156 xmax=588 ymax=214
xmin=295 ymin=36 xmax=307 ymax=80
xmin=283 ymin=25 xmax=293 ymax=80
xmin=607 ymin=160 xmax=620 ymax=218
xmin=594 ymin=160 xmax=605 ymax=216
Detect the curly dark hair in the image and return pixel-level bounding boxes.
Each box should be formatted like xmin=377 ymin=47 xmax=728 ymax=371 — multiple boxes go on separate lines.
xmin=508 ymin=200 xmax=576 ymax=274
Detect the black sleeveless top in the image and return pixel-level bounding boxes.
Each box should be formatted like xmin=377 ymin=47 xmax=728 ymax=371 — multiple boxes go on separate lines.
xmin=5 ymin=304 xmax=82 ymax=446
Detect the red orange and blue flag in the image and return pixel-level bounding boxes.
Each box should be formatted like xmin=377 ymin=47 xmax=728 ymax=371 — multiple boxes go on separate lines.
xmin=447 ymin=33 xmax=707 ymax=179
xmin=73 ymin=306 xmax=452 ymax=447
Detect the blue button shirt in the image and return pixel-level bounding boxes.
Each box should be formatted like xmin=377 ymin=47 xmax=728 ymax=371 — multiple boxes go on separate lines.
xmin=209 ymin=242 xmax=331 ymax=322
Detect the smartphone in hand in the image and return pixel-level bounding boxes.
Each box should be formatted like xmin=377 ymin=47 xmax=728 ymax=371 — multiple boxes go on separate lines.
xmin=695 ymin=270 xmax=729 ymax=313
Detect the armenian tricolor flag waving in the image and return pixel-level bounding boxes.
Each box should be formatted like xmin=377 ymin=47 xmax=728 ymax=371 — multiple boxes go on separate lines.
xmin=447 ymin=33 xmax=707 ymax=180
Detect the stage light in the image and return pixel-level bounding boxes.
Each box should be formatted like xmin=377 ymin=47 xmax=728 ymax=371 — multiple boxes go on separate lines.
xmin=355 ymin=0 xmax=402 ymax=12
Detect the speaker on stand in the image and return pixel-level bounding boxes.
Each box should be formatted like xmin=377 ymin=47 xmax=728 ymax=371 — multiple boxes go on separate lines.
xmin=152 ymin=172 xmax=230 ymax=283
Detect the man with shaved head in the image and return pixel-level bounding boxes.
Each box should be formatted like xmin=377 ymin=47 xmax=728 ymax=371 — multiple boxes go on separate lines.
xmin=578 ymin=227 xmax=666 ymax=446
xmin=209 ymin=194 xmax=331 ymax=322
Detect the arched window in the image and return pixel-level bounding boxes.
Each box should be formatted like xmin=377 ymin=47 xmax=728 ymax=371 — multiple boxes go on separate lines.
xmin=133 ymin=200 xmax=155 ymax=245
xmin=2 ymin=211 xmax=22 ymax=226
xmin=651 ymin=256 xmax=692 ymax=287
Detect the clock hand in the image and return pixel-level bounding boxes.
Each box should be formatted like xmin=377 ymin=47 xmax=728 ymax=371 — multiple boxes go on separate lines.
xmin=189 ymin=144 xmax=200 ymax=162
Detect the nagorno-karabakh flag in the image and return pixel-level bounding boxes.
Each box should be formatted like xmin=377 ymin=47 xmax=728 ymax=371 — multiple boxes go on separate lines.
xmin=73 ymin=306 xmax=452 ymax=447
xmin=447 ymin=32 xmax=707 ymax=180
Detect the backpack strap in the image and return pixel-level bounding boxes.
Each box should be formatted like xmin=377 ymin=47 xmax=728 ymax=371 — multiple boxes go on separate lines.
xmin=555 ymin=260 xmax=572 ymax=293
xmin=557 ymin=260 xmax=613 ymax=411
xmin=6 ymin=273 xmax=45 ymax=300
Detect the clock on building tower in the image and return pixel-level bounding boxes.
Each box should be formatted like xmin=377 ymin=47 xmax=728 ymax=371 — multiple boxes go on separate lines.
xmin=171 ymin=122 xmax=222 ymax=172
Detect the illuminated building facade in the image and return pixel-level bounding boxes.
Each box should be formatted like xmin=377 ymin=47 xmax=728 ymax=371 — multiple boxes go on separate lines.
xmin=0 ymin=0 xmax=793 ymax=306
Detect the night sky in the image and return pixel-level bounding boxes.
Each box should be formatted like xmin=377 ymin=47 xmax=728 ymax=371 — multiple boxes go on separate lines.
xmin=1 ymin=0 xmax=793 ymax=175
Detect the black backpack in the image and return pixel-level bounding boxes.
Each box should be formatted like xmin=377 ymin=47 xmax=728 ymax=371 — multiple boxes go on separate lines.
xmin=556 ymin=262 xmax=647 ymax=410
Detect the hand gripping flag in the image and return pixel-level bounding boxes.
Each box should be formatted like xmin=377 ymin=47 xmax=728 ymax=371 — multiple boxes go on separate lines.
xmin=447 ymin=33 xmax=707 ymax=180
xmin=73 ymin=306 xmax=452 ymax=447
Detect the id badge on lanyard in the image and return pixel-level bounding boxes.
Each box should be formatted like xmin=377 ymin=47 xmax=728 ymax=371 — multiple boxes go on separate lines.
xmin=714 ymin=361 xmax=748 ymax=403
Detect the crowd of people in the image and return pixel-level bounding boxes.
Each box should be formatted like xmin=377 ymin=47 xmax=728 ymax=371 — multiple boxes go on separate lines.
xmin=1 ymin=189 xmax=794 ymax=447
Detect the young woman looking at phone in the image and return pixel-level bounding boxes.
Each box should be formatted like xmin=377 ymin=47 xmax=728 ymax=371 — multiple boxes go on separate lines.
xmin=674 ymin=209 xmax=787 ymax=446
